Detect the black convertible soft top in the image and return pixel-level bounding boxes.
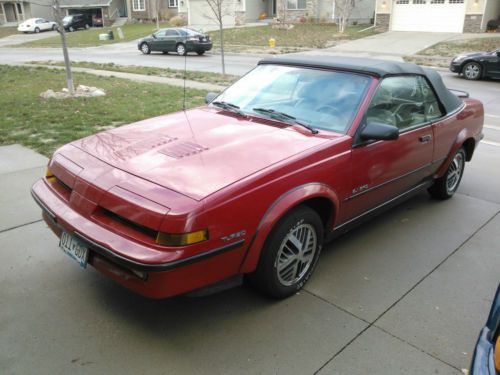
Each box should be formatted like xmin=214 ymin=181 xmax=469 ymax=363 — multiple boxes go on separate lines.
xmin=258 ymin=55 xmax=463 ymax=115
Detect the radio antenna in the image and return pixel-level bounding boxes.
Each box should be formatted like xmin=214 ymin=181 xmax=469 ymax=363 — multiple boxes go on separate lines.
xmin=183 ymin=28 xmax=187 ymax=111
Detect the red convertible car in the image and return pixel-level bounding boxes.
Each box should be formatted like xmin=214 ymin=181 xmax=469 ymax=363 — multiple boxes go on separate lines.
xmin=31 ymin=56 xmax=484 ymax=299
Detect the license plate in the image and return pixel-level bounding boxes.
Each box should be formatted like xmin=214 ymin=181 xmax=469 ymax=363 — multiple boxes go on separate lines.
xmin=59 ymin=231 xmax=89 ymax=268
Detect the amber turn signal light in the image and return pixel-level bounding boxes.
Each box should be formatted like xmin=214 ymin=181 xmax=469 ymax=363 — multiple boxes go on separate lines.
xmin=156 ymin=229 xmax=208 ymax=246
xmin=495 ymin=335 xmax=500 ymax=372
xmin=45 ymin=167 xmax=57 ymax=183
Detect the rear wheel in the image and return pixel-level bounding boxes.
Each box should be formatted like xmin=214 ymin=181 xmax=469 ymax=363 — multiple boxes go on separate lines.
xmin=462 ymin=62 xmax=482 ymax=80
xmin=140 ymin=42 xmax=151 ymax=55
xmin=196 ymin=50 xmax=205 ymax=55
xmin=69 ymin=26 xmax=75 ymax=32
xmin=84 ymin=23 xmax=90 ymax=29
xmin=176 ymin=43 xmax=187 ymax=56
xmin=52 ymin=24 xmax=57 ymax=31
xmin=428 ymin=148 xmax=466 ymax=199
xmin=247 ymin=206 xmax=323 ymax=299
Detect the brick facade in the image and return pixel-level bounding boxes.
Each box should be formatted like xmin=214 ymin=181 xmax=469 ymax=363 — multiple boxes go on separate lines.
xmin=375 ymin=13 xmax=390 ymax=32
xmin=463 ymin=14 xmax=482 ymax=33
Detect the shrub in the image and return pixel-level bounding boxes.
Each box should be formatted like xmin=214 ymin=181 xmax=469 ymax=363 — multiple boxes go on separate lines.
xmin=170 ymin=15 xmax=186 ymax=27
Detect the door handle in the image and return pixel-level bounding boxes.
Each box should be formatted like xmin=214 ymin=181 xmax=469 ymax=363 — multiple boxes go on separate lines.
xmin=419 ymin=135 xmax=432 ymax=143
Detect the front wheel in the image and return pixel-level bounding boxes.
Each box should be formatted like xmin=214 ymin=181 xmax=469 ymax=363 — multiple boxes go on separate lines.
xmin=176 ymin=43 xmax=187 ymax=56
xmin=247 ymin=206 xmax=323 ymax=299
xmin=462 ymin=62 xmax=482 ymax=80
xmin=84 ymin=24 xmax=90 ymax=29
xmin=196 ymin=50 xmax=205 ymax=55
xmin=140 ymin=42 xmax=151 ymax=55
xmin=69 ymin=26 xmax=75 ymax=32
xmin=34 ymin=27 xmax=40 ymax=33
xmin=52 ymin=24 xmax=57 ymax=31
xmin=428 ymin=148 xmax=466 ymax=200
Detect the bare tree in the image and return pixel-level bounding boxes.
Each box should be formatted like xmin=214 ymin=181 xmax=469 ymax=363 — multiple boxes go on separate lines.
xmin=204 ymin=0 xmax=231 ymax=75
xmin=153 ymin=0 xmax=162 ymax=30
xmin=52 ymin=0 xmax=74 ymax=94
xmin=334 ymin=0 xmax=356 ymax=33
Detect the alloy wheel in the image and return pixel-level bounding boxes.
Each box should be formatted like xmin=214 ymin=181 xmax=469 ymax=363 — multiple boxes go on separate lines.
xmin=464 ymin=63 xmax=480 ymax=80
xmin=141 ymin=43 xmax=150 ymax=54
xmin=177 ymin=44 xmax=186 ymax=56
xmin=446 ymin=152 xmax=464 ymax=194
xmin=275 ymin=223 xmax=317 ymax=286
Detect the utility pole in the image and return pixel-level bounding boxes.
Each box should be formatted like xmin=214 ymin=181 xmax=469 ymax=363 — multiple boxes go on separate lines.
xmin=52 ymin=0 xmax=74 ymax=94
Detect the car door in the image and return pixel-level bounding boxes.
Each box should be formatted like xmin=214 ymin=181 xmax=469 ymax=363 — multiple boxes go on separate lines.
xmin=164 ymin=29 xmax=180 ymax=52
xmin=39 ymin=19 xmax=49 ymax=31
xmin=150 ymin=30 xmax=167 ymax=51
xmin=340 ymin=75 xmax=435 ymax=222
xmin=483 ymin=50 xmax=500 ymax=77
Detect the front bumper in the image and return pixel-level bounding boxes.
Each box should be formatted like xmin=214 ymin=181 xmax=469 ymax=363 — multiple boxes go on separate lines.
xmin=470 ymin=327 xmax=496 ymax=375
xmin=450 ymin=61 xmax=462 ymax=73
xmin=31 ymin=179 xmax=246 ymax=298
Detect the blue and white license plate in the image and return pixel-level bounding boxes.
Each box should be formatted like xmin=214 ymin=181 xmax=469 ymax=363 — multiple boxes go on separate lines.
xmin=59 ymin=231 xmax=88 ymax=268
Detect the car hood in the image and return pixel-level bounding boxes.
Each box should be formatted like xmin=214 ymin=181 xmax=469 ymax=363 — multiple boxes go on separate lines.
xmin=455 ymin=51 xmax=489 ymax=59
xmin=71 ymin=108 xmax=332 ymax=201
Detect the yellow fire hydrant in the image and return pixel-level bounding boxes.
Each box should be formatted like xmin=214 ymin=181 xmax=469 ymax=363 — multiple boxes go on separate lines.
xmin=268 ymin=38 xmax=276 ymax=48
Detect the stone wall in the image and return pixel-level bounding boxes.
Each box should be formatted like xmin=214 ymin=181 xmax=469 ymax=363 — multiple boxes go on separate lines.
xmin=375 ymin=13 xmax=390 ymax=31
xmin=463 ymin=14 xmax=483 ymax=33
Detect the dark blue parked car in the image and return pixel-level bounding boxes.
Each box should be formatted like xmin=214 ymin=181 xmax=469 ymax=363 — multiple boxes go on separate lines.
xmin=470 ymin=284 xmax=500 ymax=375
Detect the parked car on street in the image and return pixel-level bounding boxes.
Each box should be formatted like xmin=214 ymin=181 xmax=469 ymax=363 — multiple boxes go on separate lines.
xmin=470 ymin=284 xmax=500 ymax=375
xmin=138 ymin=27 xmax=212 ymax=56
xmin=17 ymin=18 xmax=57 ymax=33
xmin=60 ymin=14 xmax=90 ymax=32
xmin=31 ymin=56 xmax=484 ymax=300
xmin=450 ymin=49 xmax=500 ymax=80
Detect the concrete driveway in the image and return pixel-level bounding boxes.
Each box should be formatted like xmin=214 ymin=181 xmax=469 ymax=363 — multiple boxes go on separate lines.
xmin=0 ymin=30 xmax=59 ymax=47
xmin=0 ymin=76 xmax=499 ymax=375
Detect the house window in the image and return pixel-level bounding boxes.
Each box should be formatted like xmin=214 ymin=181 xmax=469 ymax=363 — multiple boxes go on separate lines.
xmin=413 ymin=0 xmax=426 ymax=4
xmin=16 ymin=3 xmax=23 ymax=13
xmin=430 ymin=0 xmax=444 ymax=3
xmin=287 ymin=0 xmax=307 ymax=10
xmin=448 ymin=0 xmax=464 ymax=3
xmin=133 ymin=0 xmax=145 ymax=11
xmin=395 ymin=0 xmax=409 ymax=4
xmin=168 ymin=0 xmax=178 ymax=7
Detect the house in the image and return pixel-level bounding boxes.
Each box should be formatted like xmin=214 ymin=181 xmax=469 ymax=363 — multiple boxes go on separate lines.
xmin=177 ymin=0 xmax=375 ymax=29
xmin=0 ymin=0 xmax=53 ymax=24
xmin=128 ymin=0 xmax=178 ymax=22
xmin=59 ymin=0 xmax=128 ymax=26
xmin=374 ymin=0 xmax=500 ymax=33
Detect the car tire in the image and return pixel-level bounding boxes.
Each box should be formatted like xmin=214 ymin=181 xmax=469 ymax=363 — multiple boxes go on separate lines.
xmin=34 ymin=27 xmax=40 ymax=33
xmin=85 ymin=24 xmax=90 ymax=29
xmin=247 ymin=206 xmax=323 ymax=299
xmin=140 ymin=43 xmax=151 ymax=55
xmin=462 ymin=62 xmax=482 ymax=80
xmin=176 ymin=43 xmax=187 ymax=56
xmin=428 ymin=148 xmax=466 ymax=200
xmin=69 ymin=26 xmax=75 ymax=32
xmin=52 ymin=24 xmax=57 ymax=31
xmin=196 ymin=50 xmax=205 ymax=56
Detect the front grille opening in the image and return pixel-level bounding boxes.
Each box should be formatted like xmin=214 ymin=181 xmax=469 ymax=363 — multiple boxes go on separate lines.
xmin=93 ymin=208 xmax=158 ymax=244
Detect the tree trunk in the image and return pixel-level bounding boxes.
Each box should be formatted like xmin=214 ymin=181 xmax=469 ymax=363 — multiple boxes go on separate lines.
xmin=219 ymin=23 xmax=226 ymax=76
xmin=53 ymin=0 xmax=74 ymax=95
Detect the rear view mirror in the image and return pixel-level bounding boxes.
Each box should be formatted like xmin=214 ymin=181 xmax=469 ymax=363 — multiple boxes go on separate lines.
xmin=205 ymin=92 xmax=219 ymax=104
xmin=360 ymin=122 xmax=399 ymax=141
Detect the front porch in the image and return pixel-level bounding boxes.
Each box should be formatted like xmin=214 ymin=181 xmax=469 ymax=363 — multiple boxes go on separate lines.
xmin=0 ymin=1 xmax=29 ymax=24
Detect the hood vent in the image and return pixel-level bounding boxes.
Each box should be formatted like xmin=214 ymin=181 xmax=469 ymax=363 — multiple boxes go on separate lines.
xmin=159 ymin=141 xmax=209 ymax=159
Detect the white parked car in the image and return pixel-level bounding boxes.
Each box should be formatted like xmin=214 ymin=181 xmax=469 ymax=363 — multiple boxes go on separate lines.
xmin=18 ymin=18 xmax=57 ymax=33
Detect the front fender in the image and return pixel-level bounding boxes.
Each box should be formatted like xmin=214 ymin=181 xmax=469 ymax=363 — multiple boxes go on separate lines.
xmin=239 ymin=183 xmax=339 ymax=274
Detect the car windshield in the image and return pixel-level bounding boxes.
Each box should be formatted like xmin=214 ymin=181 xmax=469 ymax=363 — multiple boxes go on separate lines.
xmin=214 ymin=65 xmax=371 ymax=134
xmin=63 ymin=16 xmax=73 ymax=22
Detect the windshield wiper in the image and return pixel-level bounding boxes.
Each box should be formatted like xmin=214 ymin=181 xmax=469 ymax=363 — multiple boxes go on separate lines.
xmin=212 ymin=101 xmax=247 ymax=117
xmin=252 ymin=107 xmax=318 ymax=134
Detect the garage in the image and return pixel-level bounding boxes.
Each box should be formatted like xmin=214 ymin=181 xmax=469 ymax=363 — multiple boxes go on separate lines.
xmin=391 ymin=0 xmax=466 ymax=33
xmin=67 ymin=8 xmax=103 ymax=27
xmin=188 ymin=0 xmax=235 ymax=28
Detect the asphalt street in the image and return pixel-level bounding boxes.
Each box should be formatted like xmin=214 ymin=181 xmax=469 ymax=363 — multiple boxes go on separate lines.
xmin=0 ymin=42 xmax=499 ymax=374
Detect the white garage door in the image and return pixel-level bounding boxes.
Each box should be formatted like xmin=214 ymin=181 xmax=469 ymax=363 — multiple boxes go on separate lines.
xmin=391 ymin=0 xmax=466 ymax=33
xmin=188 ymin=0 xmax=236 ymax=29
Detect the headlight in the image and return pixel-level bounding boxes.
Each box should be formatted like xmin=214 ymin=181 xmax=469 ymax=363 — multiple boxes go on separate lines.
xmin=156 ymin=229 xmax=208 ymax=246
xmin=453 ymin=55 xmax=467 ymax=62
xmin=187 ymin=37 xmax=199 ymax=41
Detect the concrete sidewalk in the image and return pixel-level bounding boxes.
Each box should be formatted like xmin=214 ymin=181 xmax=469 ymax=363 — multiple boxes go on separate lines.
xmin=4 ymin=62 xmax=227 ymax=92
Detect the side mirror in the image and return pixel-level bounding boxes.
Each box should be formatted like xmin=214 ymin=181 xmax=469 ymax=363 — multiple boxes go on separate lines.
xmin=152 ymin=33 xmax=157 ymax=38
xmin=205 ymin=92 xmax=219 ymax=104
xmin=360 ymin=122 xmax=399 ymax=141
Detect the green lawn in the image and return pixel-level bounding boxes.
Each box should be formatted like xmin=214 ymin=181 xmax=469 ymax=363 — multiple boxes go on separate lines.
xmin=0 ymin=65 xmax=206 ymax=156
xmin=30 ymin=60 xmax=239 ymax=86
xmin=209 ymin=24 xmax=378 ymax=50
xmin=0 ymin=26 xmax=18 ymax=39
xmin=15 ymin=22 xmax=171 ymax=48
xmin=416 ymin=37 xmax=500 ymax=57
